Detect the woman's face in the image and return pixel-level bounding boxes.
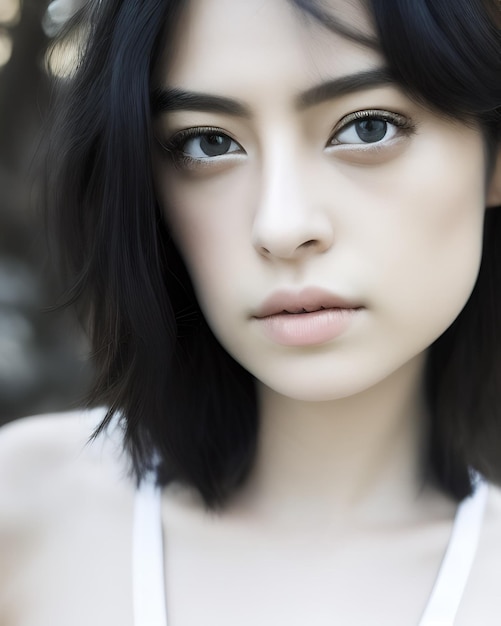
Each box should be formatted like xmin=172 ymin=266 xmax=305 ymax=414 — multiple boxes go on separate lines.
xmin=153 ymin=0 xmax=493 ymax=401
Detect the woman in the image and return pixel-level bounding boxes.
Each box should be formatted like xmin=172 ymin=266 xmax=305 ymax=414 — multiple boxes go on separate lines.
xmin=1 ymin=0 xmax=501 ymax=624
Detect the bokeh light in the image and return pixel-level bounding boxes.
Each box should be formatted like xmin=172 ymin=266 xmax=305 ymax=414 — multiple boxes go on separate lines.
xmin=44 ymin=39 xmax=80 ymax=78
xmin=0 ymin=27 xmax=12 ymax=67
xmin=0 ymin=0 xmax=20 ymax=25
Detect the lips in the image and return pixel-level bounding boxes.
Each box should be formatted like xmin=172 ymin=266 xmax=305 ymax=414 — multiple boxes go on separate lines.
xmin=253 ymin=287 xmax=363 ymax=319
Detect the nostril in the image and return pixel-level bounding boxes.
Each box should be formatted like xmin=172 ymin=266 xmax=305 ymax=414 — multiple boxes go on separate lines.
xmin=300 ymin=240 xmax=318 ymax=249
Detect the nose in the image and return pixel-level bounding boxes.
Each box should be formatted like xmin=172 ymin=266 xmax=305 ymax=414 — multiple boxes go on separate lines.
xmin=251 ymin=151 xmax=334 ymax=261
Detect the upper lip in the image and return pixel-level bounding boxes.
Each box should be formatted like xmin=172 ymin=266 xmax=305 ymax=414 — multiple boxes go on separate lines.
xmin=253 ymin=287 xmax=364 ymax=318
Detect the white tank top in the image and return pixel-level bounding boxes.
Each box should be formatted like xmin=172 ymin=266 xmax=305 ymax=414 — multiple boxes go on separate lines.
xmin=132 ymin=479 xmax=488 ymax=626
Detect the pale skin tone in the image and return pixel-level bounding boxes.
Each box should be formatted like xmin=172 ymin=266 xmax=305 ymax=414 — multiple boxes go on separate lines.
xmin=2 ymin=0 xmax=501 ymax=624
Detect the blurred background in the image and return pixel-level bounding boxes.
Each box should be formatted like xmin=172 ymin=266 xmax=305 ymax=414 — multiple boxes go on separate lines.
xmin=0 ymin=0 xmax=92 ymax=426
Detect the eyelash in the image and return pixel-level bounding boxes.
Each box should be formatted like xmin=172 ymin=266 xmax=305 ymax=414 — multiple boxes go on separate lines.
xmin=160 ymin=126 xmax=240 ymax=170
xmin=329 ymin=109 xmax=416 ymax=146
xmin=161 ymin=110 xmax=416 ymax=170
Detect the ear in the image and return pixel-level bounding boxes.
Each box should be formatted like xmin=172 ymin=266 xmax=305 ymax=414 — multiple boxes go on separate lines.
xmin=486 ymin=144 xmax=501 ymax=208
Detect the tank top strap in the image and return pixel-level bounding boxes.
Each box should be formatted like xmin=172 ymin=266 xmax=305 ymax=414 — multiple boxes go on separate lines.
xmin=132 ymin=479 xmax=488 ymax=626
xmin=133 ymin=478 xmax=168 ymax=626
xmin=418 ymin=479 xmax=489 ymax=626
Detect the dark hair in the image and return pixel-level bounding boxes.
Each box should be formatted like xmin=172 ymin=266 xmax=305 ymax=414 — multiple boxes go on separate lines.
xmin=44 ymin=0 xmax=501 ymax=509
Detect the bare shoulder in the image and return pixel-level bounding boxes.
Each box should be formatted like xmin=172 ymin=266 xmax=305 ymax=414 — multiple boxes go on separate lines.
xmin=0 ymin=409 xmax=136 ymax=626
xmin=0 ymin=407 xmax=130 ymax=505
xmin=0 ymin=405 xmax=135 ymax=537
xmin=0 ymin=406 xmax=106 ymax=462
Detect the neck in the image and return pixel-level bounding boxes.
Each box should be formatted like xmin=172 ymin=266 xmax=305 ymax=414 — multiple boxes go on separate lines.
xmin=230 ymin=354 xmax=432 ymax=527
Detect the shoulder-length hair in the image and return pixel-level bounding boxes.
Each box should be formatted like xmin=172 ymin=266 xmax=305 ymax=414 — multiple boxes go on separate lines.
xmin=44 ymin=0 xmax=501 ymax=509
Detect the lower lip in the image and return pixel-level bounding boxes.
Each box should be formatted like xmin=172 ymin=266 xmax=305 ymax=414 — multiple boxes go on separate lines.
xmin=256 ymin=308 xmax=361 ymax=347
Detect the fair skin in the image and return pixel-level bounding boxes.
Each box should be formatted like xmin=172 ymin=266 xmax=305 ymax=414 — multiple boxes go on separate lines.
xmin=1 ymin=0 xmax=501 ymax=624
xmin=154 ymin=0 xmax=492 ymax=522
xmin=153 ymin=0 xmax=501 ymax=623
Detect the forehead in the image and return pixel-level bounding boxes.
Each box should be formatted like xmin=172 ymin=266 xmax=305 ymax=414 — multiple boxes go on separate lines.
xmin=159 ymin=0 xmax=383 ymax=94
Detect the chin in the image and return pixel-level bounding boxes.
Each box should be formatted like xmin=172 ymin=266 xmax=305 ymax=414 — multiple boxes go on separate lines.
xmin=252 ymin=350 xmax=428 ymax=404
xmin=256 ymin=369 xmax=395 ymax=403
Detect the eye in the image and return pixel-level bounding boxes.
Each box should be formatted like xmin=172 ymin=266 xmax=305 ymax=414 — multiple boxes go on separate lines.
xmin=329 ymin=110 xmax=415 ymax=147
xmin=165 ymin=127 xmax=243 ymax=161
xmin=335 ymin=118 xmax=396 ymax=144
xmin=182 ymin=131 xmax=241 ymax=158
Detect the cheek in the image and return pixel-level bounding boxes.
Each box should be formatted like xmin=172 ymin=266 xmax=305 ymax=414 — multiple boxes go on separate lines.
xmin=157 ymin=168 xmax=253 ymax=315
xmin=410 ymin=141 xmax=484 ymax=285
xmin=155 ymin=124 xmax=487 ymax=353
xmin=359 ymin=129 xmax=486 ymax=335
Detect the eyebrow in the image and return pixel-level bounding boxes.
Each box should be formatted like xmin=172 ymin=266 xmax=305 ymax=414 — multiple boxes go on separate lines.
xmin=151 ymin=67 xmax=394 ymax=117
xmin=151 ymin=88 xmax=250 ymax=117
xmin=298 ymin=67 xmax=393 ymax=108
